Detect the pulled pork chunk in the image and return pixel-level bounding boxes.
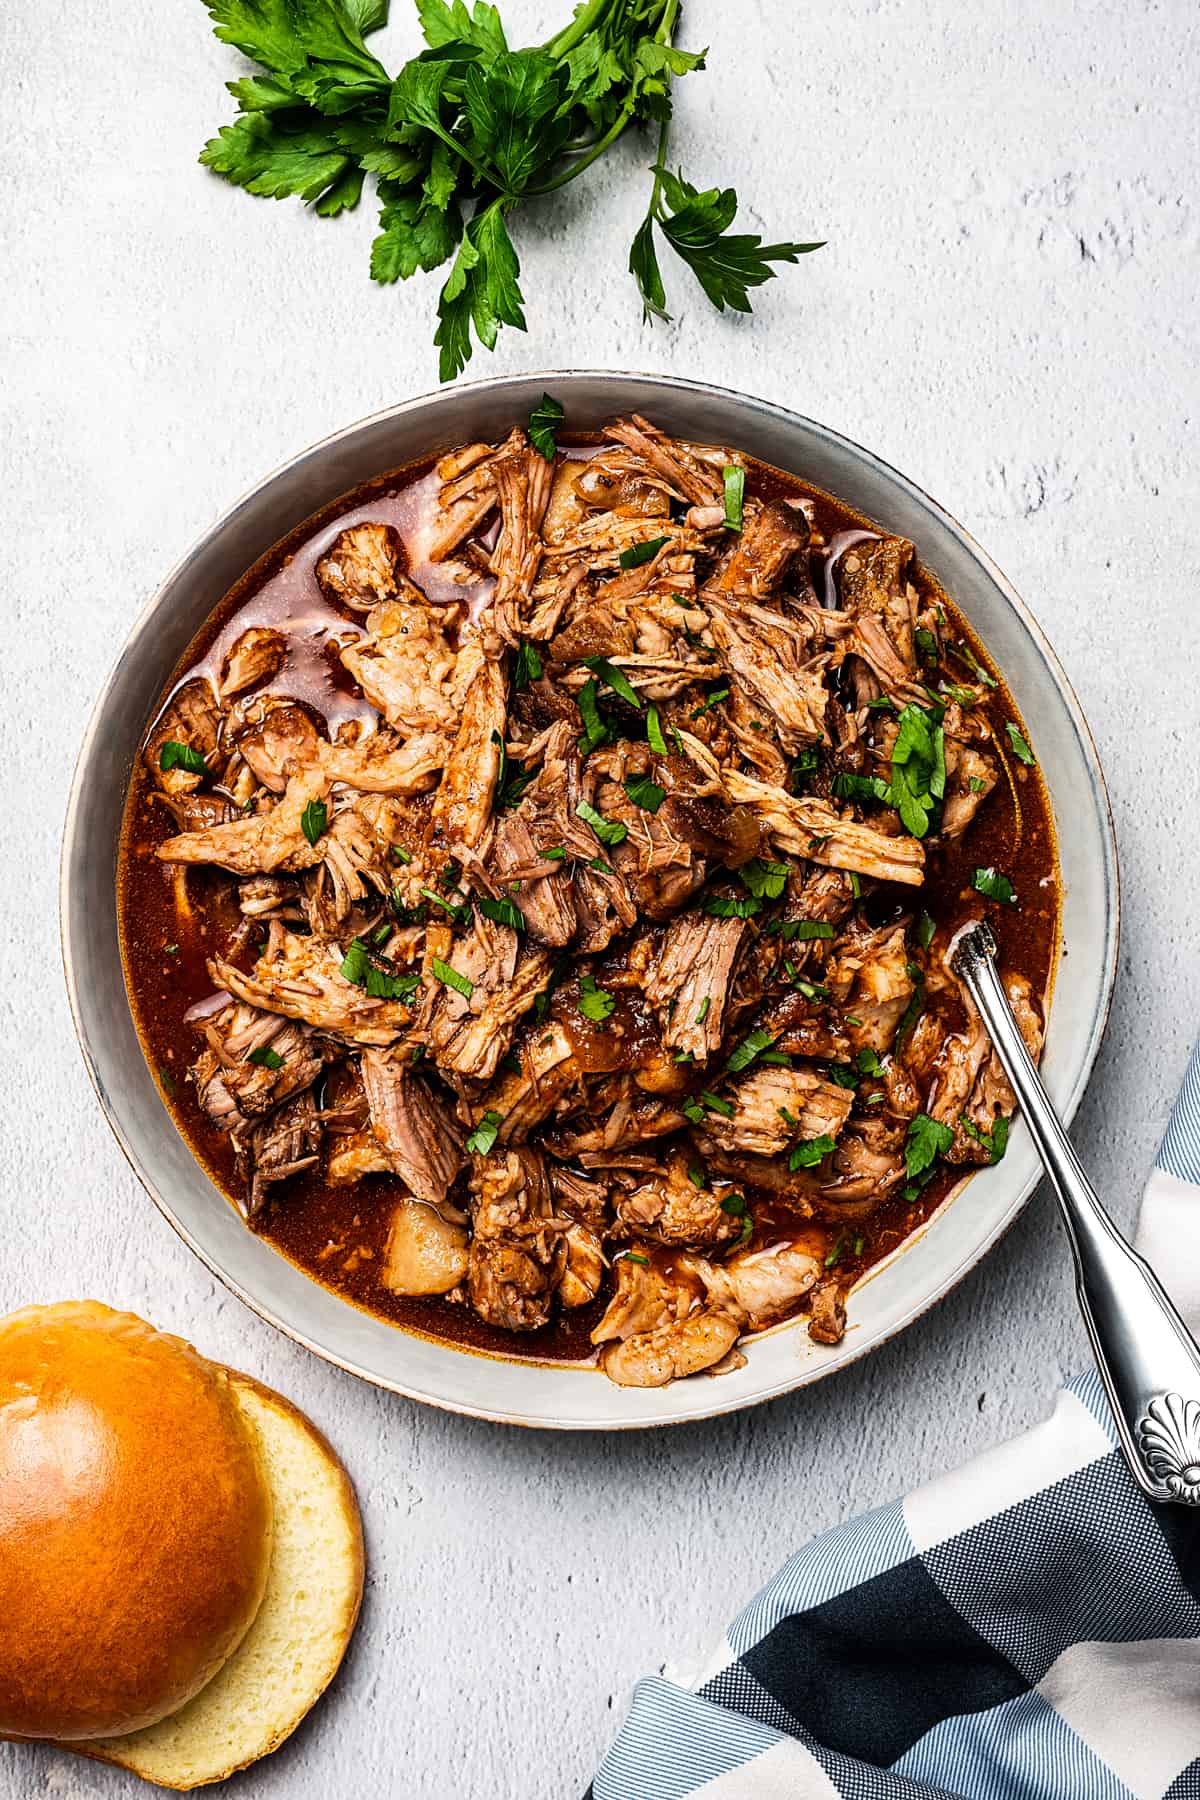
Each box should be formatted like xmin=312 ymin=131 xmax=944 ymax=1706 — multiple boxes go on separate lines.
xmin=157 ymin=769 xmax=330 ymax=876
xmin=244 ymin=1090 xmax=322 ymax=1221
xmin=133 ymin=409 xmax=1050 ymax=1389
xmin=211 ymin=931 xmax=413 ymax=1047
xmin=467 ymin=1149 xmax=567 ymax=1331
xmin=425 ymin=917 xmax=552 ymax=1083
xmin=316 ymin=522 xmax=404 ymax=611
xmin=145 ymin=678 xmax=220 ymax=796
xmin=361 ymin=1051 xmax=464 ymax=1206
xmin=613 ymin=1153 xmax=742 ymax=1249
xmin=699 ymin=1066 xmax=854 ymax=1159
xmin=219 ymin=626 xmax=286 ymax=700
xmin=643 ymin=910 xmax=750 ymax=1062
xmin=340 ymin=597 xmax=459 ymax=738
xmin=722 ymin=768 xmax=926 ymax=886
xmin=826 ymin=923 xmax=916 ymax=1054
xmin=926 ymin=968 xmax=1042 ymax=1163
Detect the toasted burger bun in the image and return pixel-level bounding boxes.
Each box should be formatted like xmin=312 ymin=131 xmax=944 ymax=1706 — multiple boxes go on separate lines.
xmin=0 ymin=1304 xmax=364 ymax=1791
xmin=0 ymin=1302 xmax=273 ymax=1742
xmin=81 ymin=1373 xmax=364 ymax=1789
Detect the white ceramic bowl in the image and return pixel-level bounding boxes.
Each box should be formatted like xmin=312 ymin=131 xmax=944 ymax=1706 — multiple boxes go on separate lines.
xmin=61 ymin=372 xmax=1118 ymax=1428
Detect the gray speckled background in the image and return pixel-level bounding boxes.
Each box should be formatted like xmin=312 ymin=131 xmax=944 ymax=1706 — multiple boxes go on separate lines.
xmin=3 ymin=1 xmax=1199 ymax=1794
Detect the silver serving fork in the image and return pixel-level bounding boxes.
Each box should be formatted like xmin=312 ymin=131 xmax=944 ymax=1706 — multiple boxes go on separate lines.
xmin=951 ymin=920 xmax=1200 ymax=1507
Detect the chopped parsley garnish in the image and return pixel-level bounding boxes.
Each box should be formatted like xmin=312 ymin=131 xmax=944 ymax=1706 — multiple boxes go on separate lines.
xmin=691 ymin=685 xmax=730 ymax=718
xmin=624 ymin=773 xmax=665 ymax=813
xmin=695 ymin=996 xmax=711 ymax=1024
xmin=722 ymin=464 xmax=745 ymax=531
xmin=159 ymin=739 xmax=209 ymax=775
xmin=646 ymin=706 xmax=669 ymax=756
xmin=421 ymin=886 xmax=470 ymax=923
xmin=827 ymin=1064 xmax=858 ymax=1089
xmin=575 ymin=799 xmax=628 ymax=847
xmin=687 ymin=1162 xmax=707 ymax=1188
xmin=972 ymin=866 xmax=1017 ymax=905
xmin=887 ymin=701 xmax=946 ymax=839
xmin=894 ymin=960 xmax=926 ymax=1052
xmin=576 ymin=676 xmax=616 ymax=755
xmin=540 ymin=846 xmax=566 ymax=861
xmin=513 ymin=640 xmax=543 ymax=689
xmin=477 ymin=894 xmax=524 ymax=932
xmin=849 ymin=872 xmax=862 ymax=898
xmin=904 ymin=1112 xmax=955 ymax=1179
xmin=960 ymin=1114 xmax=1010 ymax=1163
xmin=247 ymin=1046 xmax=285 ymax=1070
xmin=789 ymin=1134 xmax=836 ymax=1171
xmin=938 ymin=680 xmax=979 ymax=706
xmin=619 ymin=535 xmax=670 ymax=570
xmin=917 ymin=911 xmax=936 ymax=950
xmin=950 ymin=639 xmax=998 ymax=689
xmin=968 ymin=776 xmax=987 ymax=794
xmin=340 ymin=937 xmax=421 ymax=1001
xmin=703 ymin=892 xmax=762 ymax=919
xmin=825 ymin=1228 xmax=849 ymax=1269
xmin=158 ymin=1065 xmax=177 ymax=1097
xmin=832 ymin=771 xmax=891 ymax=805
xmin=622 ymin=1252 xmax=649 ymax=1267
xmin=759 ymin=1049 xmax=792 ymax=1066
xmin=431 ymin=956 xmax=474 ymax=1000
xmin=1005 ymin=723 xmax=1035 ymax=766
xmin=391 ymin=844 xmax=413 ymax=865
xmin=300 ymin=798 xmax=328 ymax=846
xmin=698 ymin=1089 xmax=734 ymax=1118
xmin=737 ymin=858 xmax=789 ymax=900
xmin=720 ymin=1192 xmax=747 ymax=1217
xmin=914 ymin=626 xmax=940 ymax=662
xmin=577 ymin=973 xmax=616 ymax=1025
xmin=725 ymin=1028 xmax=775 ymax=1075
xmin=865 ymin=695 xmax=898 ymax=712
xmin=527 ymin=394 xmax=563 ymax=461
xmin=856 ymin=1048 xmax=885 ymax=1077
xmin=585 ymin=656 xmax=642 ymax=709
xmin=790 ymin=977 xmax=829 ymax=1002
xmin=465 ymin=1110 xmax=505 ymax=1156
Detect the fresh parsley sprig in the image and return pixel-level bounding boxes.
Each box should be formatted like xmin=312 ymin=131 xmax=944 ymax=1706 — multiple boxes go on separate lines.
xmin=197 ymin=0 xmax=821 ymax=380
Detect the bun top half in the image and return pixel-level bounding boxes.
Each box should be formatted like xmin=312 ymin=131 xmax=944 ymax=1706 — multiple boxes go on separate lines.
xmin=0 ymin=1301 xmax=273 ymax=1741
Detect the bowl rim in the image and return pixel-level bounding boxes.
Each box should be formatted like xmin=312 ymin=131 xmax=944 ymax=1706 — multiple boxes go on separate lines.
xmin=60 ymin=368 xmax=1120 ymax=1428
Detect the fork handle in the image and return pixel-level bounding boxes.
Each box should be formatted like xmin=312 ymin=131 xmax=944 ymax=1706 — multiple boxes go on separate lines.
xmin=953 ymin=926 xmax=1200 ymax=1507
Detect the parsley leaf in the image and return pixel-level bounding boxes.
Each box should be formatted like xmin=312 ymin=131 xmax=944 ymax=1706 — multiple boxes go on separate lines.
xmin=721 ymin=463 xmax=745 ymax=530
xmin=477 ymin=894 xmax=524 ymax=931
xmin=247 ymin=1045 xmax=285 ymax=1070
xmin=513 ymin=640 xmax=543 ymax=689
xmin=619 ymin=535 xmax=669 ymax=570
xmin=646 ymin=705 xmax=669 ymax=756
xmin=301 ymin=798 xmax=328 ymax=846
xmin=1005 ymin=722 xmax=1035 ymax=766
xmin=527 ymin=391 xmax=564 ymax=459
xmin=737 ymin=858 xmax=789 ymax=900
xmin=431 ymin=955 xmax=474 ymax=999
xmin=576 ymin=676 xmax=615 ymax=756
xmin=642 ymin=165 xmax=823 ymax=321
xmin=339 ymin=936 xmax=421 ymax=1000
xmin=623 ymin=773 xmax=665 ymax=813
xmin=904 ymin=1112 xmax=955 ymax=1179
xmin=159 ymin=739 xmax=209 ymax=775
xmin=465 ymin=1107 xmax=505 ymax=1155
xmin=575 ymin=798 xmax=627 ymax=847
xmin=960 ymin=1113 xmax=1010 ymax=1163
xmin=972 ymin=867 xmax=1017 ymax=905
xmin=585 ymin=656 xmax=642 ymax=709
xmin=703 ymin=892 xmax=761 ymax=919
xmin=725 ymin=1028 xmax=774 ymax=1075
xmin=577 ymin=973 xmax=616 ymax=1024
xmin=788 ymin=1134 xmax=836 ymax=1171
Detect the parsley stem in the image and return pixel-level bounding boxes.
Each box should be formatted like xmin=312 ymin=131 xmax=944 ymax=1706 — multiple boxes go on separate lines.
xmin=530 ymin=1 xmax=680 ymax=196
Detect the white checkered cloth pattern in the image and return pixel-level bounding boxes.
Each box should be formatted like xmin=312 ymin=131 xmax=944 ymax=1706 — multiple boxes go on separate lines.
xmin=590 ymin=1044 xmax=1200 ymax=1800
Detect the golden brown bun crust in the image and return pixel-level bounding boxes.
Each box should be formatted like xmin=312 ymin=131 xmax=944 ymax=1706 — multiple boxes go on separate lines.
xmin=0 ymin=1302 xmax=273 ymax=1742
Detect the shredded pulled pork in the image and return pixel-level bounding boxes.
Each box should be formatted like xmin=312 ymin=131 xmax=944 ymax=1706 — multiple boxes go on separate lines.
xmin=139 ymin=411 xmax=1048 ymax=1389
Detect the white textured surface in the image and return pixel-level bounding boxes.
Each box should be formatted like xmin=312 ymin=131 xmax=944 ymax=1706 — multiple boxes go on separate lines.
xmin=3 ymin=1 xmax=1199 ymax=1794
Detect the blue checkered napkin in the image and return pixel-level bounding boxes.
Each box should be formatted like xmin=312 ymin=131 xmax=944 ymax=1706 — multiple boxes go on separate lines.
xmin=590 ymin=1045 xmax=1200 ymax=1800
